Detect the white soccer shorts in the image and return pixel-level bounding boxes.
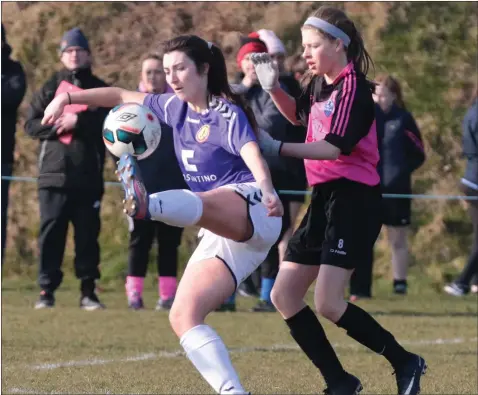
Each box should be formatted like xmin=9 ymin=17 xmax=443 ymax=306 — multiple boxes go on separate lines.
xmin=187 ymin=182 xmax=282 ymax=288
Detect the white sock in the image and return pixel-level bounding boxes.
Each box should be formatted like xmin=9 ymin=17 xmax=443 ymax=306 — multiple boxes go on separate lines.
xmin=148 ymin=189 xmax=203 ymax=227
xmin=180 ymin=325 xmax=247 ymax=394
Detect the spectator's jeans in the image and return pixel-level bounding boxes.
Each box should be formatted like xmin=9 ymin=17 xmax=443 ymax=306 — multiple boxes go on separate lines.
xmin=1 ymin=163 xmax=13 ymax=263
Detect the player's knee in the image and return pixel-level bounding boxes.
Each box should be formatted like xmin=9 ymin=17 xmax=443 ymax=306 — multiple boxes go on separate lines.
xmin=169 ymin=303 xmax=189 ymax=336
xmin=271 ymin=284 xmax=300 ymax=314
xmin=314 ymin=298 xmax=341 ymax=321
xmin=270 ymin=286 xmax=282 ymax=309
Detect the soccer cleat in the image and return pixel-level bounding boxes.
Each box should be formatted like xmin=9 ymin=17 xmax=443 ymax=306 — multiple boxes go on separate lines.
xmin=394 ymin=354 xmax=427 ymax=395
xmin=444 ymin=282 xmax=469 ymax=296
xmin=471 ymin=284 xmax=478 ymax=294
xmin=128 ymin=292 xmax=144 ymax=310
xmin=251 ymin=300 xmax=276 ymax=312
xmin=155 ymin=297 xmax=174 ymax=311
xmin=323 ymin=373 xmax=362 ymax=395
xmin=393 ymin=280 xmax=408 ymax=295
xmin=80 ymin=292 xmax=106 ymax=311
xmin=116 ymin=153 xmax=150 ymax=219
xmin=34 ymin=290 xmax=55 ymax=309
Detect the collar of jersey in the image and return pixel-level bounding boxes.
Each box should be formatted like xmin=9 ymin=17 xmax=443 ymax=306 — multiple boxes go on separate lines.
xmin=331 ymin=61 xmax=354 ymax=85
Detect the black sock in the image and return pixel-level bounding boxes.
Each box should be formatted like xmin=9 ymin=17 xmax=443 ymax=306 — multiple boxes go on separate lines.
xmin=285 ymin=306 xmax=347 ymax=387
xmin=336 ymin=303 xmax=413 ymax=370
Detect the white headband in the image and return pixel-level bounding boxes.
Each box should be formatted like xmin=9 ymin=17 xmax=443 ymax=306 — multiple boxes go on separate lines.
xmin=303 ymin=17 xmax=351 ymax=47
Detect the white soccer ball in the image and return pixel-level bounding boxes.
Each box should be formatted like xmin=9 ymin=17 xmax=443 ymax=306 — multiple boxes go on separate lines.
xmin=102 ymin=103 xmax=161 ymax=160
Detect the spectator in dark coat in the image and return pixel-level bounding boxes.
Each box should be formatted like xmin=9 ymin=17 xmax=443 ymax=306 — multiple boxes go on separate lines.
xmin=444 ymin=94 xmax=478 ymax=296
xmin=350 ymin=75 xmax=425 ymax=299
xmin=1 ymin=23 xmax=27 ymax=262
xmin=25 ymin=28 xmax=109 ymax=310
xmin=125 ymin=53 xmax=187 ymax=311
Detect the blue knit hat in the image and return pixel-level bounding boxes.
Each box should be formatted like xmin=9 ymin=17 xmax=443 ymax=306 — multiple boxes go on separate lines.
xmin=59 ymin=27 xmax=90 ymax=53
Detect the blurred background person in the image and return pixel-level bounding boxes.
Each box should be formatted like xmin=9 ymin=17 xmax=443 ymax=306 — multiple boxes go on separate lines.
xmin=350 ymin=75 xmax=425 ymax=300
xmin=223 ymin=33 xmax=290 ymax=312
xmin=444 ymin=92 xmax=478 ymax=296
xmin=25 ymin=27 xmax=109 ymax=310
xmin=125 ymin=53 xmax=186 ymax=310
xmin=257 ymin=29 xmax=308 ymax=265
xmin=286 ymin=53 xmax=308 ymax=83
xmin=1 ymin=23 xmax=27 ymax=263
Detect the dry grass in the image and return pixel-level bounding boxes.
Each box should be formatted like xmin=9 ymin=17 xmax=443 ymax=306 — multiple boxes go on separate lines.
xmin=2 ymin=2 xmax=477 ymax=285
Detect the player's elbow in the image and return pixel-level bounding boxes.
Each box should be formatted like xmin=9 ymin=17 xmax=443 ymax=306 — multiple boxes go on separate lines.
xmin=321 ymin=142 xmax=340 ymax=160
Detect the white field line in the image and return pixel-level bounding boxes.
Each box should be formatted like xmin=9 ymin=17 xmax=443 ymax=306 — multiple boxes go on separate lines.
xmin=25 ymin=337 xmax=477 ymax=372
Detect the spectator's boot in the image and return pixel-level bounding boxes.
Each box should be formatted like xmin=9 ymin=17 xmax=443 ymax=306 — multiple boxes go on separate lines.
xmin=35 ymin=290 xmax=55 ymax=309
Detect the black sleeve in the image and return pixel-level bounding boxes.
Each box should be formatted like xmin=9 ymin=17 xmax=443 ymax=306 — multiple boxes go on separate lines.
xmin=2 ymin=63 xmax=27 ymax=110
xmin=403 ymin=111 xmax=425 ymax=172
xmin=324 ymin=82 xmax=375 ymax=155
xmin=24 ymin=77 xmax=59 ymax=140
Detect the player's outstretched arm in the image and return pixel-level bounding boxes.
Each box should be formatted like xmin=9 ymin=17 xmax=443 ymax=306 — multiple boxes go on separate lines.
xmin=250 ymin=53 xmax=300 ymax=126
xmin=41 ymin=88 xmax=147 ymax=126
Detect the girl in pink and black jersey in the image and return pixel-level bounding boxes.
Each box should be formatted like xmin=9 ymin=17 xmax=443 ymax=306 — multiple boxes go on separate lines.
xmin=252 ymin=6 xmax=426 ymax=395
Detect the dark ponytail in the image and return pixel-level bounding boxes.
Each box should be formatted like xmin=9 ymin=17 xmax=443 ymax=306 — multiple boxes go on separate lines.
xmin=162 ymin=35 xmax=258 ymax=135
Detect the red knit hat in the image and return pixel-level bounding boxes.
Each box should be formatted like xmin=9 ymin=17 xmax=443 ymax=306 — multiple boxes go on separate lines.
xmin=236 ymin=32 xmax=268 ymax=69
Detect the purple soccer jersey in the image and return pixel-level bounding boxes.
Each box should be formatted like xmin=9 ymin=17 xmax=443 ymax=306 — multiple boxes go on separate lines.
xmin=144 ymin=94 xmax=256 ymax=192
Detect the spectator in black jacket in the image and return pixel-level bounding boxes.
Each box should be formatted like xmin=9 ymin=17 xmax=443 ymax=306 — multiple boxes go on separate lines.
xmin=25 ymin=28 xmax=109 ymax=310
xmin=350 ymin=75 xmax=425 ymax=299
xmin=1 ymin=24 xmax=27 ymax=262
xmin=444 ymin=94 xmax=478 ymax=296
xmin=125 ymin=53 xmax=187 ymax=311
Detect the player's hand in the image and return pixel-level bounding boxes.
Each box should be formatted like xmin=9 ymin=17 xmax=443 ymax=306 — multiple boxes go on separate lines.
xmin=257 ymin=129 xmax=283 ymax=156
xmin=42 ymin=94 xmax=68 ymax=126
xmin=250 ymin=53 xmax=279 ymax=92
xmin=54 ymin=113 xmax=78 ymax=134
xmin=262 ymin=190 xmax=283 ymax=217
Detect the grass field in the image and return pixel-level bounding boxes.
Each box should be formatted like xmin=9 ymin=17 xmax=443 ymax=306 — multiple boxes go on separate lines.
xmin=1 ymin=286 xmax=477 ymax=394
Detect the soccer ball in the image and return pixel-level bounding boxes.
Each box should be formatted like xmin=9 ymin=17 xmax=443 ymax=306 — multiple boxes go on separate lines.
xmin=102 ymin=103 xmax=161 ymax=160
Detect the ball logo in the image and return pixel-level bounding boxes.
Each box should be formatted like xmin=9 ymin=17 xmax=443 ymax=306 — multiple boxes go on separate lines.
xmin=324 ymin=99 xmax=335 ymax=117
xmin=116 ymin=112 xmax=137 ymax=122
xmin=196 ymin=125 xmax=210 ymax=143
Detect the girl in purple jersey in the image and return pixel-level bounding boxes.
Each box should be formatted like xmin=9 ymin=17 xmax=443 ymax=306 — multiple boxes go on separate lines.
xmin=42 ymin=35 xmax=282 ymax=395
xmin=251 ymin=6 xmax=426 ymax=395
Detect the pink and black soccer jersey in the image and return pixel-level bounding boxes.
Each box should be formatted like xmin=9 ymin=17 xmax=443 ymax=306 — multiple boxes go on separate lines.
xmin=296 ymin=62 xmax=380 ymax=187
xmin=144 ymin=94 xmax=256 ymax=192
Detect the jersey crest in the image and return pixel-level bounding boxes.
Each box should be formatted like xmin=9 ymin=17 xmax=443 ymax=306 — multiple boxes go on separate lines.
xmin=324 ymin=98 xmax=335 ymax=117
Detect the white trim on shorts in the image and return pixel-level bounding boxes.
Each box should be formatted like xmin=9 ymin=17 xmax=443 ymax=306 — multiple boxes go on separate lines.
xmin=187 ymin=182 xmax=282 ymax=288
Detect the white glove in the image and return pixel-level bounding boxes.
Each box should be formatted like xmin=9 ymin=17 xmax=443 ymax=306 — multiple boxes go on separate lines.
xmin=257 ymin=129 xmax=283 ymax=157
xmin=250 ymin=53 xmax=279 ymax=92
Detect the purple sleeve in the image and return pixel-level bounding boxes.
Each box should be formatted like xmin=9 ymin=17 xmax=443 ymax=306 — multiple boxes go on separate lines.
xmin=224 ymin=107 xmax=257 ymax=155
xmin=143 ymin=93 xmax=177 ymax=127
